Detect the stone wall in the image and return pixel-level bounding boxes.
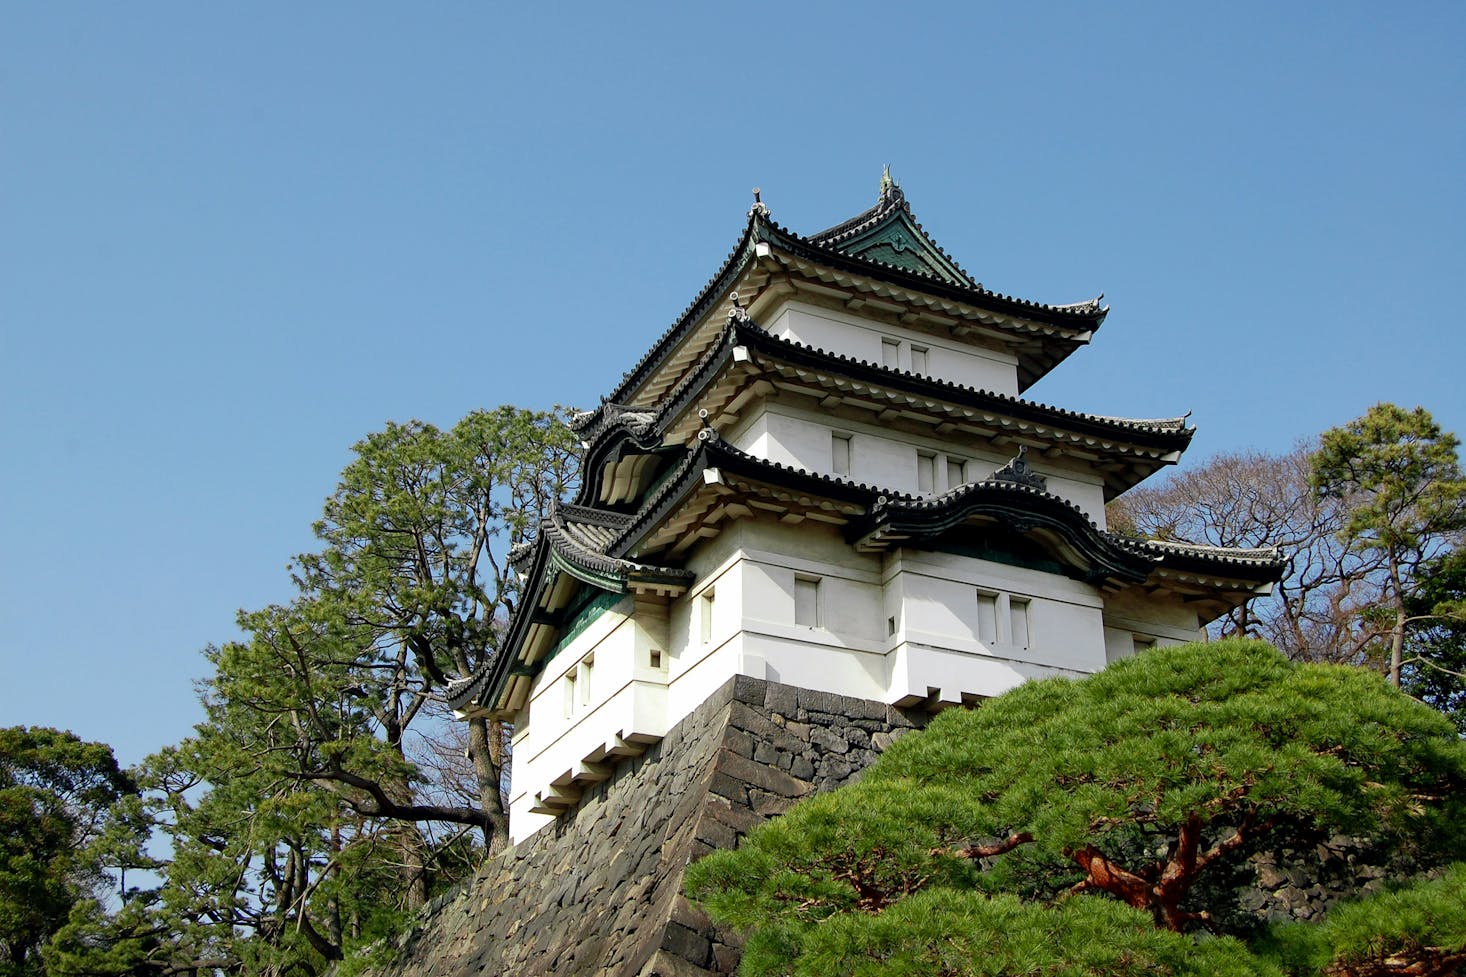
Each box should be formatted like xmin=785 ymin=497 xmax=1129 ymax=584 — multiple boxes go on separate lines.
xmin=369 ymin=676 xmax=925 ymax=977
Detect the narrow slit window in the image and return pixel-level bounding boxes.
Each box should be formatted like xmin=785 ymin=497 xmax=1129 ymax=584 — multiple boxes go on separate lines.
xmin=910 ymin=345 xmax=929 ymax=374
xmin=947 ymin=457 xmax=966 ymax=487
xmin=831 ymin=433 xmax=852 ymax=476
xmin=917 ymin=452 xmax=936 ymax=494
xmin=649 ymin=649 xmax=663 ymax=669
xmin=882 ymin=338 xmax=901 ymax=369
xmin=794 ymin=576 xmax=820 ymax=627
xmin=563 ymin=671 xmax=577 ymax=719
xmin=887 ymin=614 xmax=898 ymax=637
xmin=976 ymin=592 xmax=998 ymax=644
xmin=700 ymin=590 xmax=715 ymax=645
xmin=1009 ymin=598 xmax=1031 ymax=650
xmin=578 ymin=656 xmax=595 ymax=707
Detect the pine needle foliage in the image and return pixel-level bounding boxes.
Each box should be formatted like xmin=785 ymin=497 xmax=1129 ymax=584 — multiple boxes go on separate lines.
xmin=685 ymin=640 xmax=1466 ymax=975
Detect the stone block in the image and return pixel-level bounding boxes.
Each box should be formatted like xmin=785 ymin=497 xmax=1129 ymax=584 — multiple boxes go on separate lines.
xmin=809 ymin=726 xmax=850 ymax=754
xmin=704 ymin=796 xmax=763 ymax=835
xmin=706 ymin=770 xmax=749 ymax=805
xmin=636 ymin=948 xmax=713 ymax=977
xmin=660 ymin=923 xmax=712 ymax=967
xmin=762 ymin=682 xmax=799 ymax=717
xmin=796 ymin=688 xmax=843 ymax=715
xmin=722 ymin=726 xmax=755 ymax=758
xmin=731 ymin=673 xmax=767 ymax=704
xmin=750 ymin=789 xmax=797 ymax=817
xmin=669 ymin=894 xmax=712 ymax=932
xmin=696 ymin=814 xmax=739 ymax=849
xmin=715 ymin=747 xmax=811 ymax=799
xmin=712 ymin=942 xmax=742 ymax=973
xmin=729 ymin=703 xmax=805 ymax=754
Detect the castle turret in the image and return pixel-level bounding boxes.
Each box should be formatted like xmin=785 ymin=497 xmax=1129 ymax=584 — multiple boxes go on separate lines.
xmin=447 ymin=176 xmax=1285 ymax=842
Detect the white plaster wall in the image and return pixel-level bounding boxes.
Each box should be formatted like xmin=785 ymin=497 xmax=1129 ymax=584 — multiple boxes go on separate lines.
xmin=730 ymin=400 xmax=1110 ymax=525
xmin=1034 ymin=470 xmax=1108 ymax=529
xmin=661 ymin=526 xmax=756 ymax=731
xmin=887 ymin=641 xmax=1091 ymax=704
xmin=1101 ymin=587 xmax=1205 ymax=663
xmin=508 ymin=516 xmax=1210 ymax=841
xmin=764 ymin=302 xmax=1020 ymax=396
xmin=510 ymin=599 xmax=661 ymax=840
xmin=730 ymin=412 xmax=773 ymax=460
xmin=885 ymin=549 xmax=1109 ymax=666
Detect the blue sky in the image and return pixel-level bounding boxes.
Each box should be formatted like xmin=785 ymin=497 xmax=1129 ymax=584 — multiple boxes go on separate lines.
xmin=3 ymin=3 xmax=1463 ymax=768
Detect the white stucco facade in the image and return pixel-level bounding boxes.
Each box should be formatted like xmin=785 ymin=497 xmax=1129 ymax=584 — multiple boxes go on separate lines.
xmin=507 ymin=514 xmax=1203 ymax=840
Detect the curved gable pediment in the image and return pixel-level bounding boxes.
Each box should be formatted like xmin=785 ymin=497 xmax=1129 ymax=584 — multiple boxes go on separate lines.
xmin=848 ymin=481 xmax=1154 ymax=586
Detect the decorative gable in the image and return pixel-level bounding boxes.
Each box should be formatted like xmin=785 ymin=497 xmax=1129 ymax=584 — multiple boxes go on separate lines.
xmin=830 ymin=207 xmax=972 ymax=285
xmin=808 ymin=169 xmax=976 ymax=287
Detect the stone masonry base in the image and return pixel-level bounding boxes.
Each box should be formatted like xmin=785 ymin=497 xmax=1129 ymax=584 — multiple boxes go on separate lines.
xmin=368 ymin=676 xmax=926 ymax=977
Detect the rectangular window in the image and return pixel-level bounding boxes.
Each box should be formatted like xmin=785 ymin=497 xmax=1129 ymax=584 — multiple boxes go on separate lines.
xmin=794 ymin=576 xmax=820 ymax=627
xmin=917 ymin=452 xmax=936 ymax=494
xmin=882 ymin=338 xmax=900 ymax=369
xmin=649 ymin=649 xmax=663 ymax=669
xmin=947 ymin=457 xmax=966 ymax=487
xmin=1133 ymin=636 xmax=1156 ymax=656
xmin=976 ymin=592 xmax=998 ymax=644
xmin=910 ymin=345 xmax=928 ymax=374
xmin=1009 ymin=599 xmax=1031 ymax=650
xmin=831 ymin=433 xmax=852 ymax=476
xmin=578 ymin=656 xmax=594 ymax=706
xmin=887 ymin=613 xmax=898 ymax=637
xmin=563 ymin=671 xmax=577 ymax=719
xmin=700 ymin=590 xmax=715 ymax=645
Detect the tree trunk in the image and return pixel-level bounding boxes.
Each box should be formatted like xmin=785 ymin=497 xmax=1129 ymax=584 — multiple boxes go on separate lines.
xmin=466 ymin=715 xmax=510 ymax=853
xmin=1389 ymin=551 xmax=1406 ymax=687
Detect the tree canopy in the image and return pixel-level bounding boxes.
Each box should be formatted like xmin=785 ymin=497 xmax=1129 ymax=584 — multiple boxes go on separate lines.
xmin=1108 ymin=445 xmax=1379 ymax=662
xmin=1310 ymin=403 xmax=1466 ymax=687
xmin=35 ymin=406 xmax=580 ymax=977
xmin=685 ymin=640 xmax=1466 ymax=977
xmin=0 ymin=728 xmax=149 ymax=977
xmin=1109 ymin=404 xmax=1466 ymax=715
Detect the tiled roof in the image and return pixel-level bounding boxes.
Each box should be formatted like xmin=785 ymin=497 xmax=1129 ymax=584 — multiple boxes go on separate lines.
xmin=546 ymin=501 xmax=690 ymax=585
xmin=574 ymin=318 xmax=1193 ymax=501
xmin=729 ymin=323 xmax=1191 ymax=447
xmin=757 ymin=210 xmax=1108 ymax=327
xmin=607 ymin=182 xmax=1107 ymax=408
xmin=1106 ymin=534 xmax=1288 ymax=572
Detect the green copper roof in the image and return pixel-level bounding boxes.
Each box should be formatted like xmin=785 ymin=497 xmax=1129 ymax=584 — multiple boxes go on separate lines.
xmin=808 ymin=172 xmax=977 ymax=287
xmin=829 ymin=208 xmax=971 ymax=285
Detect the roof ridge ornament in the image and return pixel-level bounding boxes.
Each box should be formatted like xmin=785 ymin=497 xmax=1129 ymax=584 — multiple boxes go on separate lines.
xmin=878 ymin=164 xmax=905 ymax=209
xmin=991 ymin=446 xmax=1047 ymax=491
xmin=748 ymin=186 xmax=769 ymax=218
xmin=696 ymin=408 xmax=720 ymax=443
xmin=726 ymin=291 xmax=751 ymax=324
